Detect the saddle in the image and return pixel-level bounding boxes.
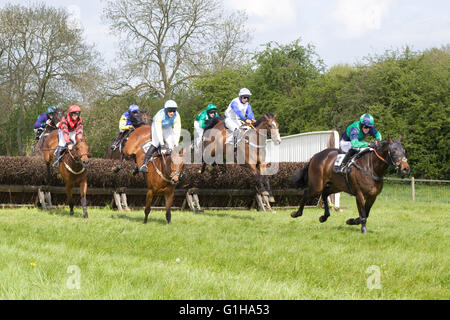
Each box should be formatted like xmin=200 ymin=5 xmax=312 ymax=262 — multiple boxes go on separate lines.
xmin=141 ymin=140 xmax=171 ymax=157
xmin=111 ymin=130 xmax=133 ymax=151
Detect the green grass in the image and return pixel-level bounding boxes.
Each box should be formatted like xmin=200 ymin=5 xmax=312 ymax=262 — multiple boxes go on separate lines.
xmin=0 ymin=194 xmax=448 ymax=299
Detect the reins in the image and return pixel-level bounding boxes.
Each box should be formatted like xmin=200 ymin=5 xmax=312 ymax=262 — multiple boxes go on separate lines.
xmin=63 ymin=144 xmax=88 ymax=175
xmin=150 ymin=152 xmax=181 ymax=185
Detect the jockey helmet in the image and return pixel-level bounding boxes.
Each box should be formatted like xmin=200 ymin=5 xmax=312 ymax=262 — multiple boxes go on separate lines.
xmin=360 ymin=114 xmax=374 ymax=128
xmin=238 ymin=88 xmax=252 ymax=98
xmin=68 ymin=105 xmax=81 ymax=115
xmin=47 ymin=106 xmax=56 ymax=114
xmin=129 ymin=104 xmax=140 ymax=113
xmin=206 ymin=104 xmax=217 ymax=112
xmin=164 ymin=100 xmax=178 ymax=110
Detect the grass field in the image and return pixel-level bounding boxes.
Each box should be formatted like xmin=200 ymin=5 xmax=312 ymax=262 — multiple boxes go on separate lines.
xmin=0 ymin=193 xmax=448 ymax=300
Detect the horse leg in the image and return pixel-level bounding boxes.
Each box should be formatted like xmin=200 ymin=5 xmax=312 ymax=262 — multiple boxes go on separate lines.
xmin=264 ymin=175 xmax=275 ymax=202
xmin=200 ymin=161 xmax=207 ymax=174
xmin=144 ymin=189 xmax=153 ymax=224
xmin=46 ymin=163 xmax=51 ymax=185
xmin=164 ymin=190 xmax=174 ymax=224
xmin=319 ymin=185 xmax=332 ymax=223
xmin=291 ymin=189 xmax=309 ymax=218
xmin=66 ymin=185 xmax=74 ymax=216
xmin=80 ymin=180 xmax=88 ymax=219
xmin=346 ymin=192 xmax=368 ymax=233
xmin=113 ymin=153 xmax=123 ymax=173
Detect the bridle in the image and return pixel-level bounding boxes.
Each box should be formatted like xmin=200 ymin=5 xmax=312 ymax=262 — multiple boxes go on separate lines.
xmin=151 ymin=150 xmax=183 ymax=185
xmin=63 ymin=142 xmax=89 ymax=175
xmin=373 ymin=142 xmax=407 ymax=171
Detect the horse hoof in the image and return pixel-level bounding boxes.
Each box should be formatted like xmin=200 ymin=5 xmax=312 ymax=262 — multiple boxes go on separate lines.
xmin=269 ymin=196 xmax=275 ymax=203
xmin=346 ymin=218 xmax=354 ymax=225
xmin=319 ymin=216 xmax=328 ymax=223
xmin=112 ymin=167 xmax=120 ymax=173
xmin=361 ymin=226 xmax=367 ymax=234
xmin=291 ymin=211 xmax=301 ymax=218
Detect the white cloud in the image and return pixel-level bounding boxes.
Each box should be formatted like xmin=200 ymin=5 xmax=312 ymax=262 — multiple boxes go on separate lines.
xmin=225 ymin=0 xmax=297 ymax=32
xmin=331 ymin=0 xmax=393 ymax=38
xmin=67 ymin=4 xmax=82 ymax=30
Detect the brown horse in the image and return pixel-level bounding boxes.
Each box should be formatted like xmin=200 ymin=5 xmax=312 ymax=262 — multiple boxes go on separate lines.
xmin=135 ymin=146 xmax=186 ymax=224
xmin=59 ymin=136 xmax=90 ymax=217
xmin=42 ymin=131 xmax=90 ymax=217
xmin=105 ymin=110 xmax=150 ymax=161
xmin=290 ymin=136 xmax=410 ymax=233
xmin=34 ymin=107 xmax=65 ymax=155
xmin=201 ymin=113 xmax=281 ymax=201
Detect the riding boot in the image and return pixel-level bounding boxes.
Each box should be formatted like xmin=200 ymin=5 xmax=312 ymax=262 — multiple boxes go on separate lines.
xmin=336 ymin=149 xmax=357 ymax=174
xmin=53 ymin=146 xmax=63 ymax=168
xmin=111 ymin=132 xmax=123 ymax=150
xmin=139 ymin=145 xmax=157 ymax=173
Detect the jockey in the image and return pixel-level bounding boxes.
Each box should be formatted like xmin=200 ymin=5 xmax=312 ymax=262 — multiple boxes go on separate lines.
xmin=194 ymin=104 xmax=219 ymax=149
xmin=53 ymin=105 xmax=84 ymax=168
xmin=139 ymin=100 xmax=181 ymax=173
xmin=224 ymin=88 xmax=256 ymax=146
xmin=336 ymin=113 xmax=382 ymax=174
xmin=33 ymin=106 xmax=57 ymax=140
xmin=111 ymin=104 xmax=141 ymax=150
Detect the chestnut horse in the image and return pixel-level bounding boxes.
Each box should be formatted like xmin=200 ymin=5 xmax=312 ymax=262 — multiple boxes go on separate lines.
xmin=291 ymin=136 xmax=410 ymax=233
xmin=135 ymin=146 xmax=186 ymax=224
xmin=108 ymin=124 xmax=151 ymax=173
xmin=42 ymin=131 xmax=90 ymax=217
xmin=105 ymin=110 xmax=150 ymax=169
xmin=201 ymin=113 xmax=281 ymax=201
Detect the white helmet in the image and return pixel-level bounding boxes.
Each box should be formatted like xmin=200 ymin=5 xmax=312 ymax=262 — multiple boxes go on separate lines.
xmin=164 ymin=100 xmax=178 ymax=109
xmin=238 ymin=88 xmax=252 ymax=97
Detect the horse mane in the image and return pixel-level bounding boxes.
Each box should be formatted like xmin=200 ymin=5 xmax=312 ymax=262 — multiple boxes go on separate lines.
xmin=204 ymin=116 xmax=224 ymax=130
xmin=254 ymin=113 xmax=274 ymax=127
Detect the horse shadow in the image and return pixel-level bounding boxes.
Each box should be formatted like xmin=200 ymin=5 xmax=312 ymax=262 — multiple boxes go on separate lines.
xmin=199 ymin=211 xmax=255 ymax=221
xmin=113 ymin=212 xmax=168 ymax=225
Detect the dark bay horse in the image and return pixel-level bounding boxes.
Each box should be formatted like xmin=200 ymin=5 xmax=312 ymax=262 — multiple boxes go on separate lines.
xmin=291 ymin=136 xmax=410 ymax=233
xmin=201 ymin=113 xmax=281 ymax=202
xmin=34 ymin=107 xmax=65 ymax=155
xmin=135 ymin=146 xmax=186 ymax=224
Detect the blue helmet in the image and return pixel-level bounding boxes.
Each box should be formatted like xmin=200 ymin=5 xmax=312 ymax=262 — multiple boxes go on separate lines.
xmin=129 ymin=104 xmax=140 ymax=113
xmin=47 ymin=105 xmax=56 ymax=114
xmin=360 ymin=114 xmax=374 ymax=128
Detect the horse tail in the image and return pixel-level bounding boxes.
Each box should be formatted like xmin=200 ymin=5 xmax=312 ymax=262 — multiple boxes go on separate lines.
xmin=292 ymin=162 xmax=309 ymax=189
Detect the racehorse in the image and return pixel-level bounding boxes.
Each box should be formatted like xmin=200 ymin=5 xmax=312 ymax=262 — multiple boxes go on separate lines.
xmin=135 ymin=146 xmax=186 ymax=224
xmin=290 ymin=136 xmax=410 ymax=233
xmin=200 ymin=113 xmax=281 ymax=203
xmin=58 ymin=136 xmax=90 ymax=218
xmin=34 ymin=107 xmax=65 ymax=155
xmin=105 ymin=110 xmax=151 ymax=173
xmin=42 ymin=131 xmax=90 ymax=217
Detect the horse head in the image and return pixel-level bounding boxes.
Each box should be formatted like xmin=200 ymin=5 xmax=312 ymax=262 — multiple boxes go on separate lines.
xmin=73 ymin=136 xmax=90 ymax=168
xmin=387 ymin=135 xmax=410 ymax=176
xmin=167 ymin=147 xmax=186 ymax=185
xmin=255 ymin=113 xmax=281 ymax=145
xmin=53 ymin=107 xmax=65 ymax=126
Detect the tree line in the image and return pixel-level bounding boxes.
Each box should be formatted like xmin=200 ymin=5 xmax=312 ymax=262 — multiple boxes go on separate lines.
xmin=0 ymin=1 xmax=448 ymax=179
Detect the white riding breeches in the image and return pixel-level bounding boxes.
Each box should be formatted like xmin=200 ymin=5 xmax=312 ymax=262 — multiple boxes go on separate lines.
xmin=194 ymin=121 xmax=204 ymax=148
xmin=58 ymin=130 xmax=76 ymax=147
xmin=151 ymin=125 xmax=175 ymax=149
xmin=224 ymin=117 xmax=242 ymax=145
xmin=340 ymin=140 xmax=353 ymax=153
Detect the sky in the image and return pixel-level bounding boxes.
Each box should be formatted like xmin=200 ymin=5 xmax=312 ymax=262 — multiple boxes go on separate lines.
xmin=1 ymin=0 xmax=449 ymax=68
